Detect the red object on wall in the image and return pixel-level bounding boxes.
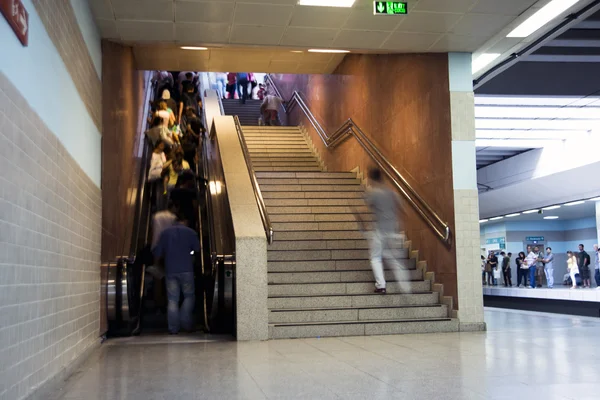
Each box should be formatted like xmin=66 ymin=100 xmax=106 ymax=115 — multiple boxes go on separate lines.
xmin=0 ymin=0 xmax=29 ymax=46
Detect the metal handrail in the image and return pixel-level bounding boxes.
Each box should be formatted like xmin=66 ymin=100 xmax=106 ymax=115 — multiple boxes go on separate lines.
xmin=265 ymin=75 xmax=451 ymax=243
xmin=232 ymin=115 xmax=274 ymax=244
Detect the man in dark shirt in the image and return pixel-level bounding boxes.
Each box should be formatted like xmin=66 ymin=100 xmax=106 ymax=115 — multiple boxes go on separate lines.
xmin=178 ymin=76 xmax=201 ymax=123
xmin=502 ymin=252 xmax=512 ymax=287
xmin=487 ymin=252 xmax=498 ymax=286
xmin=153 ymin=216 xmax=200 ymax=334
xmin=170 ymin=171 xmax=197 ymax=229
xmin=578 ymin=244 xmax=591 ymax=288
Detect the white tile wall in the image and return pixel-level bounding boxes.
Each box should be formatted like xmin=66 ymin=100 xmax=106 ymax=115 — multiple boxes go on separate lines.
xmin=0 ymin=72 xmax=102 ymax=400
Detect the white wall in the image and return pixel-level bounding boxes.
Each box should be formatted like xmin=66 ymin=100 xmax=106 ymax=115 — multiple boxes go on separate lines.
xmin=70 ymin=0 xmax=102 ymax=78
xmin=0 ymin=0 xmax=102 ymax=186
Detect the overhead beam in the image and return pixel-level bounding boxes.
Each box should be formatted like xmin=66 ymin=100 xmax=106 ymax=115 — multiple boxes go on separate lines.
xmin=574 ymin=20 xmax=600 ymax=29
xmin=527 ymin=54 xmax=600 ymax=62
xmin=545 ymin=39 xmax=600 ymax=47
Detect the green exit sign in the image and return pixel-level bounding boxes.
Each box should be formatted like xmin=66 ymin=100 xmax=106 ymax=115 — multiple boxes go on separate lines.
xmin=373 ymin=1 xmax=408 ymax=15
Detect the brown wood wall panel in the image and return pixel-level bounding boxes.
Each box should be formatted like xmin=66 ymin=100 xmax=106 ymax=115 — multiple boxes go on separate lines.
xmin=272 ymin=53 xmax=459 ymax=308
xmin=101 ymin=41 xmax=147 ymax=264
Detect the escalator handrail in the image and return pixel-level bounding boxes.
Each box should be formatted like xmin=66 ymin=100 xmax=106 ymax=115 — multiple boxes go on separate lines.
xmin=265 ymin=75 xmax=451 ymax=244
xmin=232 ymin=115 xmax=274 ymax=244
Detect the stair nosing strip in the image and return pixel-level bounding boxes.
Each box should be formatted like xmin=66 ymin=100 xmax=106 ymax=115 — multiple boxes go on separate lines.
xmin=269 ymin=318 xmax=452 ymax=327
xmin=268 ymin=304 xmax=445 ymax=312
xmin=268 ymin=291 xmax=434 ymax=299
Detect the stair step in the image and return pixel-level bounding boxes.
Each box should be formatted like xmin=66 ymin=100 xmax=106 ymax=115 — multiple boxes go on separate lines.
xmin=267 ymin=259 xmax=416 ymax=272
xmin=267 ymin=269 xmax=422 ymax=284
xmin=266 ymin=199 xmax=366 ymax=207
xmin=268 ymin=318 xmax=459 ymax=339
xmin=273 ymin=230 xmax=367 ymax=241
xmin=269 ymin=212 xmax=373 ymax=221
xmin=271 ymin=221 xmax=373 ymax=232
xmin=263 ymin=192 xmax=366 ymax=200
xmin=269 ymin=248 xmax=391 ymax=262
xmin=255 ymin=172 xmax=355 ymax=179
xmin=268 ymin=281 xmax=429 ymax=296
xmin=251 ymin=154 xmax=318 ymax=159
xmin=267 ymin=292 xmax=439 ymax=309
xmin=269 ymin=238 xmax=381 ymax=251
xmin=262 ymin=185 xmax=363 ymax=193
xmin=255 ymin=167 xmax=322 ymax=172
xmin=257 ymin=178 xmax=360 ymax=186
xmin=267 ymin=206 xmax=370 ymax=215
xmin=268 ymin=304 xmax=448 ymax=324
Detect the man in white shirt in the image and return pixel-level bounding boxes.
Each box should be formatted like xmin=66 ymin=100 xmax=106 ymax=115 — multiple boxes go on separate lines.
xmin=594 ymin=244 xmax=600 ymax=289
xmin=525 ymin=247 xmax=539 ymax=289
xmin=261 ymin=94 xmax=283 ymax=126
xmin=496 ymin=252 xmax=504 ymax=286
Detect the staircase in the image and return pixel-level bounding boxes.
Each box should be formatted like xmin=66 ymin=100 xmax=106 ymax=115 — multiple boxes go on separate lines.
xmin=242 ymin=125 xmax=458 ymax=339
xmin=222 ymin=98 xmax=262 ymax=126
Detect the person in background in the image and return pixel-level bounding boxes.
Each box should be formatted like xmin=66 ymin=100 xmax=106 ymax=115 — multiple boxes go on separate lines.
xmin=226 ymin=72 xmax=237 ymax=99
xmin=594 ymin=244 xmax=600 ymax=289
xmin=215 ymin=72 xmax=227 ymax=99
xmin=153 ymin=71 xmax=174 ymax=102
xmin=261 ymin=93 xmax=283 ymax=126
xmin=148 ymin=140 xmax=172 ymax=210
xmin=178 ymin=80 xmax=202 ymax=124
xmin=486 ymin=251 xmax=497 ymax=286
xmin=577 ymin=244 xmax=591 ymax=288
xmin=535 ymin=247 xmax=545 ymax=288
xmin=496 ymin=251 xmax=504 ymax=286
xmin=364 ymin=167 xmax=410 ymax=294
xmin=153 ymin=214 xmax=200 ymax=334
xmin=236 ymin=72 xmax=250 ymax=103
xmin=178 ymin=71 xmax=196 ymax=96
xmin=171 ymin=170 xmax=198 ymax=230
xmin=248 ymin=73 xmax=257 ymax=99
xmin=567 ymin=251 xmax=579 ymax=289
xmin=159 ymin=89 xmax=178 ymax=118
xmin=525 ymin=247 xmax=538 ymax=289
xmin=516 ymin=252 xmax=526 ymax=287
xmin=166 ymin=151 xmax=191 ymax=194
xmin=543 ymin=247 xmax=555 ymax=289
xmin=145 ymin=116 xmax=174 ymax=148
xmin=156 ymin=101 xmax=176 ymax=130
xmin=257 ymin=83 xmax=266 ymax=100
xmin=502 ymin=252 xmax=512 ymax=287
xmin=181 ymin=107 xmax=203 ymax=172
xmin=481 ymin=255 xmax=486 ymax=285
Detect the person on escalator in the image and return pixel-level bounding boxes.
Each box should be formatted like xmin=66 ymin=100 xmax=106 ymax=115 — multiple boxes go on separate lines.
xmin=171 ymin=170 xmax=198 ymax=230
xmin=153 ymin=213 xmax=200 ymax=334
xmin=261 ymin=93 xmax=283 ymax=126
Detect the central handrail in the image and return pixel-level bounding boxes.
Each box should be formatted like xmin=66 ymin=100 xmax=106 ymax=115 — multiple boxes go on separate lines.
xmin=265 ymin=75 xmax=451 ymax=244
xmin=233 ymin=116 xmax=274 ymax=245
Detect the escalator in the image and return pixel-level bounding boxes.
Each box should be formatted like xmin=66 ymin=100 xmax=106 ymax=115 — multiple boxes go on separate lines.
xmin=105 ymin=75 xmax=236 ymax=337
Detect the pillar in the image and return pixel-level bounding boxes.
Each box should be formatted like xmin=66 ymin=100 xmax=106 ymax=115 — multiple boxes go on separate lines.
xmin=448 ymin=53 xmax=486 ymax=331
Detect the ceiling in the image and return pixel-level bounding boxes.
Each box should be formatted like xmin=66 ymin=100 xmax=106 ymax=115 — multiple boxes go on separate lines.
xmin=88 ymin=0 xmax=541 ymax=72
xmin=480 ymin=196 xmax=598 ymax=223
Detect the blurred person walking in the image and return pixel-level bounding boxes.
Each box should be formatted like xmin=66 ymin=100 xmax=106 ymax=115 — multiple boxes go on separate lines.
xmin=543 ymin=247 xmax=555 ymax=288
xmin=516 ymin=252 xmax=526 ymax=287
xmin=502 ymin=252 xmax=512 ymax=287
xmin=226 ymin=72 xmax=237 ymax=99
xmin=525 ymin=247 xmax=538 ymax=288
xmin=261 ymin=93 xmax=283 ymax=126
xmin=594 ymin=244 xmax=600 ymax=289
xmin=236 ymin=72 xmax=250 ymax=103
xmin=567 ymin=251 xmax=580 ymax=289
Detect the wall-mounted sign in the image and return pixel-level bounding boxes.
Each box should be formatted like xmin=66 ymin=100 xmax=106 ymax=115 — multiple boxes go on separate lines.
xmin=526 ymin=236 xmax=545 ymax=242
xmin=486 ymin=237 xmax=506 ymax=249
xmin=374 ymin=1 xmax=408 ymax=15
xmin=0 ymin=0 xmax=29 ymax=46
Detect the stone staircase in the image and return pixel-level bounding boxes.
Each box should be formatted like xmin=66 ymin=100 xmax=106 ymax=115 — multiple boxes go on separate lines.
xmin=242 ymin=125 xmax=458 ymax=339
xmin=222 ymin=98 xmax=262 ymax=126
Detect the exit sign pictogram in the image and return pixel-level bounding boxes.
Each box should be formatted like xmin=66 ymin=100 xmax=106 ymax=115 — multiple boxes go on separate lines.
xmin=373 ymin=1 xmax=408 ymax=15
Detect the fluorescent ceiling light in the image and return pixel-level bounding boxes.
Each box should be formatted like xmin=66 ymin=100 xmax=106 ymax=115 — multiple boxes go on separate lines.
xmin=181 ymin=46 xmax=208 ymax=50
xmin=475 ymin=96 xmax=600 ymax=107
xmin=523 ymin=209 xmax=539 ymax=214
xmin=290 ymin=50 xmax=304 ymax=53
xmin=475 ymin=139 xmax=552 ymax=148
xmin=308 ymin=49 xmax=350 ymax=53
xmin=542 ymin=205 xmax=561 ymax=210
xmin=506 ymin=213 xmax=521 ymax=218
xmin=298 ymin=0 xmax=355 ymax=7
xmin=475 ymin=130 xmax=588 ymax=141
xmin=476 ymin=118 xmax=599 ymax=131
xmin=544 ymin=216 xmax=559 ymax=220
xmin=479 ymin=219 xmax=489 ymax=223
xmin=475 ymin=106 xmax=600 ymax=120
xmin=564 ymin=200 xmax=585 ymax=206
xmin=507 ymin=0 xmax=581 ymax=38
xmin=589 ymin=197 xmax=600 ymax=201
xmin=472 ymin=53 xmax=501 ymax=74
xmin=490 ymin=216 xmax=504 ymax=221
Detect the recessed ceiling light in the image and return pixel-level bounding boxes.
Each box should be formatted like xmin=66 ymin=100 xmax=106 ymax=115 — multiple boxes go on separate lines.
xmin=298 ymin=0 xmax=355 ymax=7
xmin=490 ymin=216 xmax=504 ymax=221
xmin=181 ymin=46 xmax=208 ymax=51
xmin=564 ymin=201 xmax=585 ymax=206
xmin=479 ymin=219 xmax=489 ymax=223
xmin=507 ymin=0 xmax=581 ymax=38
xmin=522 ymin=210 xmax=539 ymax=214
xmin=290 ymin=50 xmax=304 ymax=53
xmin=544 ymin=216 xmax=559 ymax=220
xmin=506 ymin=213 xmax=521 ymax=218
xmin=542 ymin=205 xmax=561 ymax=210
xmin=472 ymin=53 xmax=501 ymax=74
xmin=589 ymin=197 xmax=600 ymax=202
xmin=308 ymin=49 xmax=350 ymax=53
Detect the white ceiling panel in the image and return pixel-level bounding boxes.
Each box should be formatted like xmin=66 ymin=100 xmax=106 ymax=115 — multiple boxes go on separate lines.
xmin=175 ymin=1 xmax=234 ymax=24
xmin=112 ymin=0 xmax=173 ymax=22
xmin=89 ymin=0 xmax=113 ymax=20
xmin=118 ymin=21 xmax=174 ymax=42
xmin=414 ymin=0 xmax=478 ymax=13
xmin=396 ymin=11 xmax=463 ymax=33
xmin=230 ymin=25 xmax=286 ymax=45
xmin=280 ymin=27 xmax=337 ymax=47
xmin=381 ymin=32 xmax=442 ymax=51
xmin=267 ymin=60 xmax=300 ymax=73
xmin=333 ymin=30 xmax=390 ymax=49
xmin=451 ymin=13 xmax=515 ymax=37
xmin=470 ymin=0 xmax=538 ymax=16
xmin=234 ymin=3 xmax=293 ymax=26
xmin=429 ymin=33 xmax=488 ymax=52
xmin=175 ymin=22 xmax=231 ymax=43
xmin=289 ymin=6 xmax=351 ymax=28
xmin=343 ymin=11 xmax=403 ymax=31
xmin=96 ymin=19 xmax=119 ymax=39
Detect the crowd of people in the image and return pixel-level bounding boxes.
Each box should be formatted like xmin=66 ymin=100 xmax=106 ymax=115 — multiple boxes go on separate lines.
xmin=482 ymin=244 xmax=600 ymax=289
xmin=144 ymin=71 xmax=206 ymax=334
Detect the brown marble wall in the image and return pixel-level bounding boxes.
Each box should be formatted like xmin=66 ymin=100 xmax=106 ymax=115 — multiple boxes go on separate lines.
xmin=101 ymin=41 xmax=148 ymax=263
xmin=272 ymin=53 xmax=459 ymax=308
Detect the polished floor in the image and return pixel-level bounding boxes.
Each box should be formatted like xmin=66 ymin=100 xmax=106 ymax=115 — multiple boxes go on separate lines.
xmin=50 ymin=309 xmax=600 ymax=400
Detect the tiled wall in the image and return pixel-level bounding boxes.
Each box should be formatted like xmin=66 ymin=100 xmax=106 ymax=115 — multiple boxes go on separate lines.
xmin=101 ymin=41 xmax=148 ymax=263
xmin=32 ymin=0 xmax=102 ymax=131
xmin=0 ymin=72 xmax=102 ymax=399
xmin=271 ymin=53 xmax=459 ymax=307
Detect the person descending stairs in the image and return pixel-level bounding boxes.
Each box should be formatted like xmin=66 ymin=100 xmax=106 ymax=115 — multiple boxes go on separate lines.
xmin=241 ymin=125 xmax=458 ymax=339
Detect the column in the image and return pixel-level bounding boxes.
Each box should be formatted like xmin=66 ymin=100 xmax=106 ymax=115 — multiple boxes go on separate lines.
xmin=448 ymin=53 xmax=486 ymax=331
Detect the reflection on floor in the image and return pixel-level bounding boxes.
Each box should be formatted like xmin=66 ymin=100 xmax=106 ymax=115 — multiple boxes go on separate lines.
xmin=50 ymin=309 xmax=600 ymax=400
xmin=484 ymin=286 xmax=600 ymax=302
